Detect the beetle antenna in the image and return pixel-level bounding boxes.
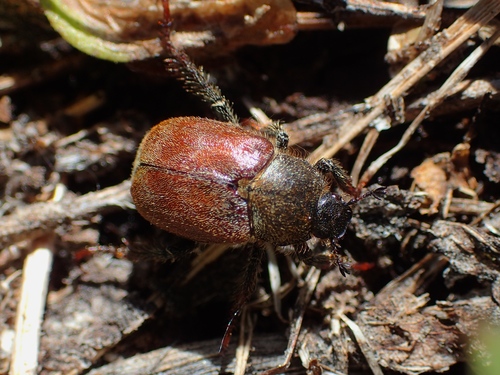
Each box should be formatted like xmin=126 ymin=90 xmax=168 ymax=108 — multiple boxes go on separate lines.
xmin=347 ymin=186 xmax=386 ymax=205
xmin=160 ymin=0 xmax=239 ymax=125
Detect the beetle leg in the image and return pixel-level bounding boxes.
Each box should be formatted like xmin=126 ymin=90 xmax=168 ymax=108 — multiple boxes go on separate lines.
xmin=304 ymin=252 xmax=350 ymax=276
xmin=220 ymin=243 xmax=264 ymax=352
xmin=315 ymin=158 xmax=358 ymax=197
xmin=288 ymin=241 xmax=350 ymax=276
xmin=263 ymin=121 xmax=289 ymax=150
xmin=234 ymin=243 xmax=264 ymax=310
xmin=126 ymin=233 xmax=197 ymax=263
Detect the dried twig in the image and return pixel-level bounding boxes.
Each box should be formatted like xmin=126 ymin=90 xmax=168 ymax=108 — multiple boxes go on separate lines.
xmin=0 ymin=180 xmax=132 ymax=249
xmin=359 ymin=22 xmax=500 ymax=186
xmin=260 ymin=267 xmax=321 ymax=375
xmin=181 ymin=243 xmax=230 ymax=285
xmin=351 ymin=128 xmax=379 ymax=186
xmin=234 ymin=309 xmax=254 ymax=375
xmin=9 ymin=185 xmax=67 ymax=375
xmin=307 ymin=0 xmax=500 ymax=166
xmin=0 ymin=54 xmax=85 ymax=95
xmin=265 ymin=243 xmax=285 ymax=321
xmin=9 ymin=240 xmax=53 ymax=375
xmin=415 ymin=0 xmax=444 ymax=43
xmin=340 ymin=313 xmax=384 ymax=375
xmin=284 ymin=76 xmax=499 ymax=148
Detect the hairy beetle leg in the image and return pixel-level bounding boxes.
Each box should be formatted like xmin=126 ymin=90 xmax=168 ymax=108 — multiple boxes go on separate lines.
xmin=315 ymin=158 xmax=358 ymax=197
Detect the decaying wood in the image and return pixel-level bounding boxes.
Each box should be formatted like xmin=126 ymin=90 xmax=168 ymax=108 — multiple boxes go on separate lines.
xmin=283 ymin=76 xmax=500 ymax=147
xmin=87 ymin=334 xmax=298 ymax=375
xmin=0 ymin=180 xmax=132 ymax=249
xmin=260 ymin=268 xmax=321 ymax=375
xmin=360 ymin=21 xmax=500 ymax=187
xmin=35 ymin=252 xmax=154 ymax=374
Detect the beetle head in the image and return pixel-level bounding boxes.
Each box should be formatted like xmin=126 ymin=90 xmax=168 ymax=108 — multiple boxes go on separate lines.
xmin=312 ymin=186 xmax=385 ymax=241
xmin=312 ymin=193 xmax=353 ymax=241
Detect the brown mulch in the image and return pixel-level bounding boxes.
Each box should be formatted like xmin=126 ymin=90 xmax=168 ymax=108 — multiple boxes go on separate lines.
xmin=1 ymin=1 xmax=500 ymax=374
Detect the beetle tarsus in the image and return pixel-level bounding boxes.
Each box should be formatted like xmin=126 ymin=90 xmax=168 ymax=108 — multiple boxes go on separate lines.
xmin=297 ymin=243 xmax=350 ymax=275
xmin=263 ymin=121 xmax=289 ymax=149
xmin=314 ymin=158 xmax=358 ymax=197
xmin=337 ymin=261 xmax=351 ymax=277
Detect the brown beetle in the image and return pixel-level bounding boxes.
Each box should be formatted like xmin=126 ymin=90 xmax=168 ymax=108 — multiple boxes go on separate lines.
xmin=131 ymin=115 xmax=364 ymax=273
xmin=130 ymin=0 xmax=383 ymax=351
xmin=129 ymin=0 xmax=381 ymax=276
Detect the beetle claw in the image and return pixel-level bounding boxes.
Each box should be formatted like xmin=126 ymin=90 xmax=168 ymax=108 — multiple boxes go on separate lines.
xmin=219 ymin=310 xmax=240 ymax=354
xmin=337 ymin=261 xmax=351 ymax=277
xmin=369 ymin=186 xmax=387 ymax=200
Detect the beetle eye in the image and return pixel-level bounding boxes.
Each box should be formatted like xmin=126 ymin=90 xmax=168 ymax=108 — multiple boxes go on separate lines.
xmin=330 ymin=205 xmax=352 ymax=239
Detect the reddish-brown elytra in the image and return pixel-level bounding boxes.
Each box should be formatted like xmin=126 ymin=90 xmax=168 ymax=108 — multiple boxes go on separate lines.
xmin=131 ymin=117 xmax=273 ymax=244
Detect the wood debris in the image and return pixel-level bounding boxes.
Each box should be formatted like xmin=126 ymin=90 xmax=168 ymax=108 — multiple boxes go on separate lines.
xmin=1 ymin=0 xmax=500 ymax=374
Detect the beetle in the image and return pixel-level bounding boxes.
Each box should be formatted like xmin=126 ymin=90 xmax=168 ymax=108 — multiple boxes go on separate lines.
xmin=130 ymin=0 xmax=384 ymax=353
xmin=131 ymin=115 xmax=366 ymax=274
xmin=130 ymin=0 xmax=379 ymax=275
